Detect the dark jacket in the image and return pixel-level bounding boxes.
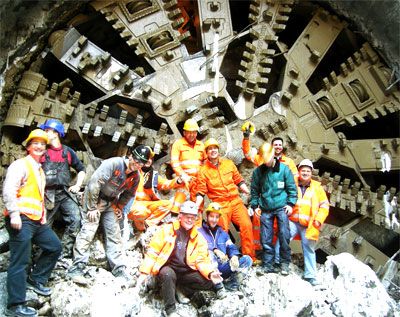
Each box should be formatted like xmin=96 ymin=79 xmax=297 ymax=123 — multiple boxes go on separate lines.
xmin=85 ymin=157 xmax=140 ymax=211
xmin=198 ymin=221 xmax=240 ymax=260
xmin=250 ymin=159 xmax=297 ymax=212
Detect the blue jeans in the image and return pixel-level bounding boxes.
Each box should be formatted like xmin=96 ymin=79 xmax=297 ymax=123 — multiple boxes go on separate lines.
xmin=218 ymin=255 xmax=253 ymax=279
xmin=260 ymin=207 xmax=291 ymax=267
xmin=289 ymin=221 xmax=316 ymax=279
xmin=6 ymin=215 xmax=62 ymax=307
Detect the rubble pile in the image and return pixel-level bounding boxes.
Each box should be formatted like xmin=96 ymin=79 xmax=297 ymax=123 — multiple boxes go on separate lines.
xmin=0 ymin=229 xmax=398 ymax=317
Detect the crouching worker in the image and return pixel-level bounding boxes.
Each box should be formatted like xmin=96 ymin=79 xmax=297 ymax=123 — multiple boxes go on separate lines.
xmin=3 ymin=129 xmax=62 ymax=317
xmin=198 ymin=202 xmax=252 ymax=291
xmin=138 ymin=201 xmax=226 ymax=317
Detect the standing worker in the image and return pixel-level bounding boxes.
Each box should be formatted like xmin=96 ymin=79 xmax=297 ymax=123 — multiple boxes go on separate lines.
xmin=170 ymin=118 xmax=205 ymax=204
xmin=289 ymin=159 xmax=330 ymax=285
xmin=138 ymin=201 xmax=225 ymax=317
xmin=196 ymin=138 xmax=255 ymax=260
xmin=3 ymin=129 xmax=62 ymax=317
xmin=40 ymin=119 xmax=86 ymax=258
xmin=249 ymin=142 xmax=297 ymax=275
xmin=241 ymin=122 xmax=298 ymax=253
xmin=68 ymin=145 xmax=149 ymax=280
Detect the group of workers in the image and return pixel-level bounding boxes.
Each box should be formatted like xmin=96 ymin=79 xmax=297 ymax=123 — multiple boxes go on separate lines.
xmin=2 ymin=118 xmax=329 ymax=317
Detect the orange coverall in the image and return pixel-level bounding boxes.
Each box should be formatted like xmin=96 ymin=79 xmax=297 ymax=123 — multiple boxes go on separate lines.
xmin=196 ymin=158 xmax=255 ymax=259
xmin=170 ymin=137 xmax=205 ymax=197
xmin=128 ymin=169 xmax=182 ymax=231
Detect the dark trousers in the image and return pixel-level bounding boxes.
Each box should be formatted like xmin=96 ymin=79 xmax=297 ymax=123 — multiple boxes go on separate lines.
xmin=6 ymin=216 xmax=62 ymax=307
xmin=46 ymin=189 xmax=81 ymax=256
xmin=158 ymin=266 xmax=214 ymax=314
xmin=260 ymin=207 xmax=291 ymax=267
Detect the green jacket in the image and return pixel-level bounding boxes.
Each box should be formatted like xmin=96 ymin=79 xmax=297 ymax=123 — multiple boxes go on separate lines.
xmin=250 ymin=159 xmax=297 ymax=212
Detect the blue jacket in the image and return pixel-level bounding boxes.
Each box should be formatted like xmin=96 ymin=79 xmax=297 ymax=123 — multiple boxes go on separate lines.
xmin=198 ymin=222 xmax=240 ymax=260
xmin=250 ymin=159 xmax=297 ymax=212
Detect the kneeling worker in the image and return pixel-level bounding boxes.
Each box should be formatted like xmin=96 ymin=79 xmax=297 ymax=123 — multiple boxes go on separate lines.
xmin=198 ymin=202 xmax=252 ymax=291
xmin=138 ymin=201 xmax=225 ymax=317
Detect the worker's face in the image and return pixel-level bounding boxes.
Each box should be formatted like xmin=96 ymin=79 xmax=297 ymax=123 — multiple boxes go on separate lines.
xmin=128 ymin=154 xmax=144 ymax=172
xmin=179 ymin=213 xmax=197 ymax=230
xmin=206 ymin=212 xmax=220 ymax=229
xmin=272 ymin=140 xmax=283 ymax=156
xmin=206 ymin=145 xmax=219 ymax=160
xmin=45 ymin=128 xmax=59 ymax=143
xmin=27 ymin=138 xmax=47 ymax=157
xmin=183 ymin=130 xmax=197 ymax=144
xmin=299 ymin=166 xmax=312 ymax=182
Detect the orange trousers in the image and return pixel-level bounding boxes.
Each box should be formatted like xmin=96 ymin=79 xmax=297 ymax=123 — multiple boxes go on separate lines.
xmin=128 ymin=200 xmax=172 ymax=231
xmin=218 ymin=197 xmax=255 ymax=259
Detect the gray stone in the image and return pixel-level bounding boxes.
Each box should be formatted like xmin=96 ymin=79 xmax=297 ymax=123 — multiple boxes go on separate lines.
xmin=0 ymin=228 xmax=9 ymax=253
xmin=0 ymin=272 xmax=7 ymax=316
xmin=320 ymin=253 xmax=397 ymax=317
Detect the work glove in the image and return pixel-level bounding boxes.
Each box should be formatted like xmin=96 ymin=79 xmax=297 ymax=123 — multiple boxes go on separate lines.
xmin=284 ymin=205 xmax=293 ymax=216
xmin=248 ymin=207 xmax=254 ymax=217
xmin=229 ymin=256 xmax=240 ymax=272
xmin=10 ymin=212 xmax=22 ymax=230
xmin=214 ymin=249 xmax=229 ymax=263
xmin=180 ymin=173 xmax=192 ymax=186
xmin=87 ymin=209 xmax=100 ymax=222
xmin=136 ymin=273 xmax=150 ymax=295
xmin=243 ymin=128 xmax=250 ymax=138
xmin=68 ymin=184 xmax=81 ymax=194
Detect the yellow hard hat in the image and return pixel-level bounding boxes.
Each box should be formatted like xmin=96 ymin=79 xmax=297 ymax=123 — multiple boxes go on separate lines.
xmin=24 ymin=129 xmax=49 ymax=146
xmin=241 ymin=121 xmax=255 ymax=134
xmin=205 ymin=202 xmax=223 ymax=215
xmin=259 ymin=142 xmax=274 ymax=164
xmin=183 ymin=118 xmax=199 ymax=132
xmin=204 ymin=138 xmax=219 ymax=150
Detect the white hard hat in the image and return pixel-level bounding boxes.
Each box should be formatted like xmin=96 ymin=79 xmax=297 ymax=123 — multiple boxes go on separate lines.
xmin=180 ymin=201 xmax=198 ymax=215
xmin=298 ymin=159 xmax=314 ymax=170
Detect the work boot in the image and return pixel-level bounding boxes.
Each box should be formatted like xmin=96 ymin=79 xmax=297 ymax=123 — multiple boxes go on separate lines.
xmin=224 ymin=273 xmax=240 ymax=291
xmin=215 ymin=283 xmax=227 ymax=299
xmin=67 ymin=262 xmax=86 ymax=278
xmin=113 ymin=266 xmax=135 ymax=287
xmin=280 ymin=263 xmax=290 ymax=276
xmin=175 ymin=289 xmax=190 ymax=304
xmin=303 ymin=277 xmax=320 ymax=286
xmin=5 ymin=305 xmax=37 ymax=317
xmin=26 ymin=277 xmax=52 ymax=296
xmin=166 ymin=311 xmax=180 ymax=317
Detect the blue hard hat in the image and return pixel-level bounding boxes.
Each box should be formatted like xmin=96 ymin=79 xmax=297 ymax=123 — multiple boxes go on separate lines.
xmin=39 ymin=119 xmax=65 ymax=138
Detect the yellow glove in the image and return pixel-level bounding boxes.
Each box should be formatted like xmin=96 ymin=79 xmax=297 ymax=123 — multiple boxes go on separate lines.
xmin=214 ymin=249 xmax=229 ymax=263
xmin=241 ymin=121 xmax=255 ymax=137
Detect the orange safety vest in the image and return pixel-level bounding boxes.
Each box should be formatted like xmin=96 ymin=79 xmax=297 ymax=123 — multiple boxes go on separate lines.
xmin=4 ymin=157 xmax=45 ymax=221
xmin=170 ymin=138 xmax=205 ymax=177
xmin=139 ymin=220 xmax=214 ymax=278
xmin=290 ymin=180 xmax=329 ymax=240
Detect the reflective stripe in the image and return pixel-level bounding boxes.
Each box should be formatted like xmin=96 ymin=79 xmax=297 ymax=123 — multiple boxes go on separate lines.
xmin=172 ymin=159 xmax=202 ymax=167
xmin=135 ymin=192 xmax=146 ymax=199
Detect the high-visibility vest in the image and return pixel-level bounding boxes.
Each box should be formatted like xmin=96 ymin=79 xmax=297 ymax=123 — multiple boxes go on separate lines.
xmin=139 ymin=220 xmax=213 ymax=279
xmin=290 ymin=180 xmax=329 ymax=240
xmin=4 ymin=157 xmax=45 ymax=221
